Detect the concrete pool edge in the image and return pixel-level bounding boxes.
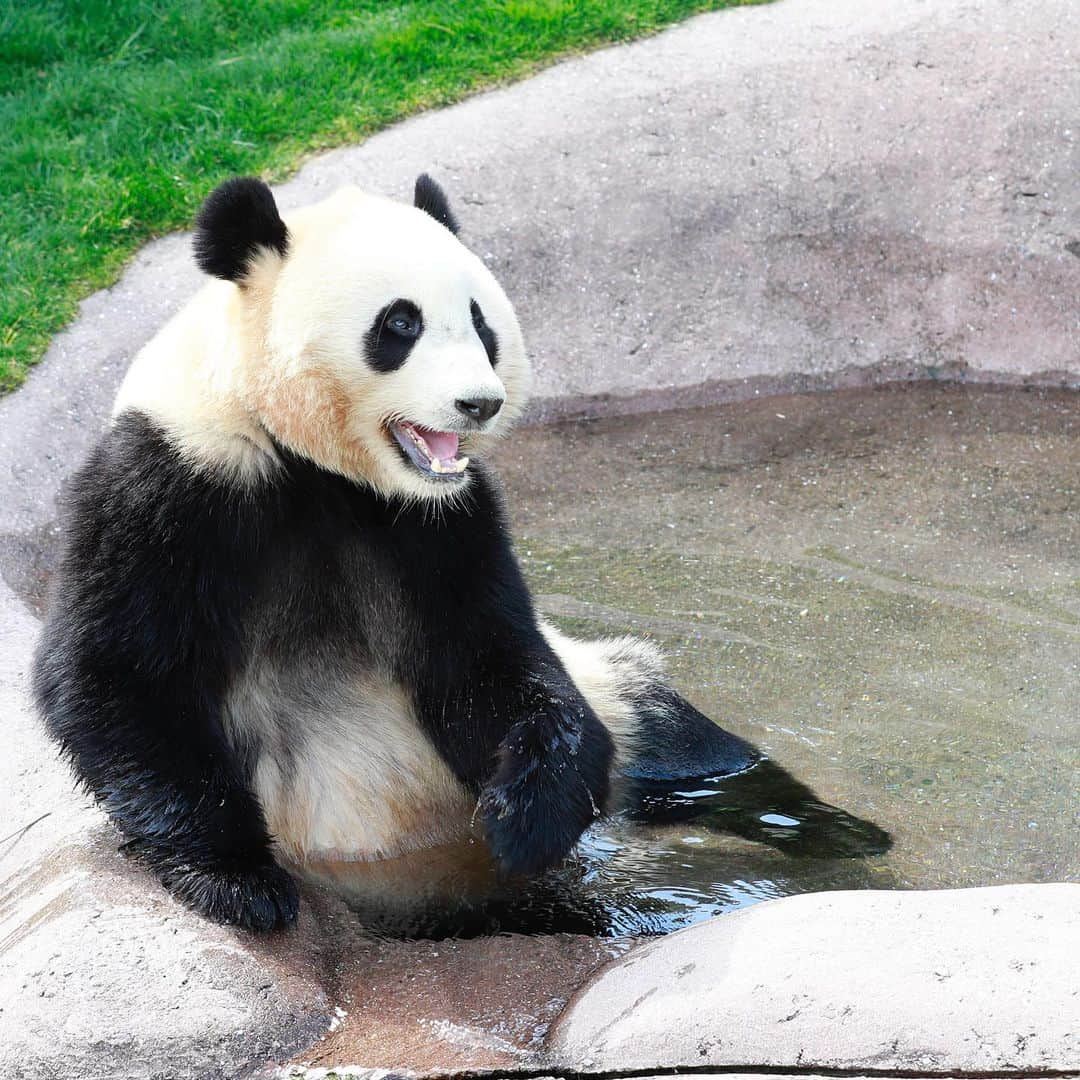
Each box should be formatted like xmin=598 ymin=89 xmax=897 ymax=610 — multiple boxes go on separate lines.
xmin=526 ymin=361 xmax=1080 ymax=425
xmin=545 ymin=884 xmax=1080 ymax=1077
xmin=278 ymin=883 xmax=1080 ymax=1077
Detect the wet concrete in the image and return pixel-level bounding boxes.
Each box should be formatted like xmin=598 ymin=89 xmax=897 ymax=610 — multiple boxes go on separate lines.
xmin=494 ymin=383 xmax=1080 ymax=897
xmin=296 ymin=932 xmax=621 ymax=1073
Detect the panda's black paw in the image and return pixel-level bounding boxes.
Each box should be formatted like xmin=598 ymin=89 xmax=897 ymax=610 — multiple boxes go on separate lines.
xmin=124 ymin=841 xmax=300 ymax=931
xmin=169 ymin=860 xmax=300 ymax=931
xmin=479 ymin=705 xmax=614 ymax=879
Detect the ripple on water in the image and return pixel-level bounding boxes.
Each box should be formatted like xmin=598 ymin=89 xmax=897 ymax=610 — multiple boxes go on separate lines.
xmin=300 ymin=757 xmax=895 ymax=939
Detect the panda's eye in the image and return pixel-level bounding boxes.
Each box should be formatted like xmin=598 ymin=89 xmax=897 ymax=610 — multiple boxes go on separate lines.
xmin=385 ymin=302 xmax=422 ymax=338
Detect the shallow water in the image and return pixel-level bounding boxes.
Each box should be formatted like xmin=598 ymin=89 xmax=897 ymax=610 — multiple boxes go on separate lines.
xmin=488 ymin=383 xmax=1079 ymax=932
xmin=310 ymin=757 xmax=893 ymax=938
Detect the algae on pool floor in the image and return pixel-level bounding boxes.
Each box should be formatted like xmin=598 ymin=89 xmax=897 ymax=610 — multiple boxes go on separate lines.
xmin=495 ymin=383 xmax=1080 ymax=896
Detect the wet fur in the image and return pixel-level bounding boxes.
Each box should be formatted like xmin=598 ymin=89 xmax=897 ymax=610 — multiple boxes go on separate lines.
xmin=35 ymin=177 xmax=759 ymax=930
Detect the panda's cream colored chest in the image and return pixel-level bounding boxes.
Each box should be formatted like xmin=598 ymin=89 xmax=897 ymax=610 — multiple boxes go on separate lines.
xmin=224 ymin=667 xmax=474 ymax=863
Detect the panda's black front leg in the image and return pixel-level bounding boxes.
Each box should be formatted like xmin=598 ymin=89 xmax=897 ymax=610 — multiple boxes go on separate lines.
xmin=33 ymin=428 xmax=300 ymax=933
xmin=34 ymin=654 xmax=300 ymax=931
xmin=418 ymin=646 xmax=614 ymax=879
xmin=34 ymin=641 xmax=301 ymax=931
xmin=478 ymin=653 xmax=615 ymax=878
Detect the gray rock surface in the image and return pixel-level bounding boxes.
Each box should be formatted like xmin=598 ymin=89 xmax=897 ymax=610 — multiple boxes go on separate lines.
xmin=548 ymin=884 xmax=1080 ymax=1074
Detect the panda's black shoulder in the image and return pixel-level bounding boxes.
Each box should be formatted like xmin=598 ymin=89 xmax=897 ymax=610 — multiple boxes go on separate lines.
xmin=65 ymin=411 xmax=251 ymax=548
xmin=47 ymin=411 xmax=269 ymax=650
xmin=75 ymin=410 xmax=197 ymax=501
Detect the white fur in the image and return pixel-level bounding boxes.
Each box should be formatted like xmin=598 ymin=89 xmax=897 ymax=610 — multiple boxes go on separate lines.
xmin=224 ymin=665 xmax=475 ymax=863
xmin=114 ymin=185 xmax=531 ymax=499
xmin=112 ymin=274 xmax=282 ymax=483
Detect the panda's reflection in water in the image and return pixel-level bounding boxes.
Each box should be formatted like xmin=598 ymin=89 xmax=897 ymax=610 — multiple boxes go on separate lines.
xmin=297 ymin=759 xmax=893 ymax=940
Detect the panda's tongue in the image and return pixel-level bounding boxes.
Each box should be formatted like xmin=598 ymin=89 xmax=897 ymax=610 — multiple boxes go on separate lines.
xmin=416 ymin=427 xmax=459 ymax=462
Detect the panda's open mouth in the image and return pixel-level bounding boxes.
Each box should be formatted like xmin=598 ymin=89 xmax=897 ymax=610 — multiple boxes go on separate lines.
xmin=388 ymin=421 xmax=470 ymax=481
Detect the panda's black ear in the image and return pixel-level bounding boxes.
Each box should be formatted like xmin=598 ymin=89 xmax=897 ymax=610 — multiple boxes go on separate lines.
xmin=193 ymin=177 xmax=289 ymax=282
xmin=414 ymin=173 xmax=459 ymax=235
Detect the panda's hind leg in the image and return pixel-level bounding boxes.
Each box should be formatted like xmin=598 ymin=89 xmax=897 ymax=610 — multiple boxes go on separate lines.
xmin=539 ymin=621 xmax=891 ymax=859
xmin=536 ymin=621 xmax=759 ymax=788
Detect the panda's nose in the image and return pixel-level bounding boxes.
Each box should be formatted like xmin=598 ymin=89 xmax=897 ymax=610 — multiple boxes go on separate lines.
xmin=455 ymin=396 xmax=503 ymax=424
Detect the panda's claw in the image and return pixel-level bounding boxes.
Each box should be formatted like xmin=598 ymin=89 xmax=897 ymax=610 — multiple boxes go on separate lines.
xmin=171 ymin=860 xmax=299 ymax=931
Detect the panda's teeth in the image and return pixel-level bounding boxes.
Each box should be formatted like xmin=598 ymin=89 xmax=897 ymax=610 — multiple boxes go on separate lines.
xmin=430 ymin=455 xmax=468 ymax=475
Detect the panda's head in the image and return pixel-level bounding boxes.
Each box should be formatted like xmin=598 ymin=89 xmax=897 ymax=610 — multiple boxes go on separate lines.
xmin=192 ymin=175 xmax=529 ymax=501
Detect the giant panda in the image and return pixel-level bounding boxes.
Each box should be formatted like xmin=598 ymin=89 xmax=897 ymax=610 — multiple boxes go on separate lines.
xmin=33 ymin=176 xmax=883 ymax=933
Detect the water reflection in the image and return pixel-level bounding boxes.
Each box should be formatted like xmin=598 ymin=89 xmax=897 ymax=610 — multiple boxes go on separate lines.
xmin=625 ymin=758 xmax=893 ymax=859
xmin=296 ymin=757 xmax=893 ymax=940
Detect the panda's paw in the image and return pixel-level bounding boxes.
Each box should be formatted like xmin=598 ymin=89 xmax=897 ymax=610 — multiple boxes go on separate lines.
xmin=170 ymin=859 xmax=300 ymax=931
xmin=125 ymin=842 xmax=300 ymax=931
xmin=479 ymin=706 xmax=613 ymax=879
xmin=177 ymin=860 xmax=300 ymax=931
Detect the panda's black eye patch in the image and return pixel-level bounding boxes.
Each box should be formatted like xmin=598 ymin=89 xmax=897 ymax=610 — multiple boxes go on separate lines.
xmin=471 ymin=300 xmax=499 ymax=368
xmin=366 ymin=299 xmax=423 ymax=373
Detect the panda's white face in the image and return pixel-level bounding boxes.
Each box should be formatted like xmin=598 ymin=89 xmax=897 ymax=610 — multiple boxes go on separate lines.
xmin=114 ymin=180 xmax=528 ymax=499
xmin=231 ymin=186 xmax=528 ymax=502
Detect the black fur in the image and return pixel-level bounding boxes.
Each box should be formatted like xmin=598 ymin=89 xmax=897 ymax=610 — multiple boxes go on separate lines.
xmin=34 ymin=412 xmax=616 ymax=925
xmin=193 ymin=177 xmax=289 ymax=282
xmin=624 ymin=687 xmax=759 ymax=782
xmin=365 ymin=299 xmax=423 ymax=373
xmin=471 ymin=300 xmax=499 ymax=367
xmin=414 ymin=173 xmax=459 ymax=235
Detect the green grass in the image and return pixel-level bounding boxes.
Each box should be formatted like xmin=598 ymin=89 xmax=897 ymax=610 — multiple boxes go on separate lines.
xmin=0 ymin=0 xmax=755 ymax=393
